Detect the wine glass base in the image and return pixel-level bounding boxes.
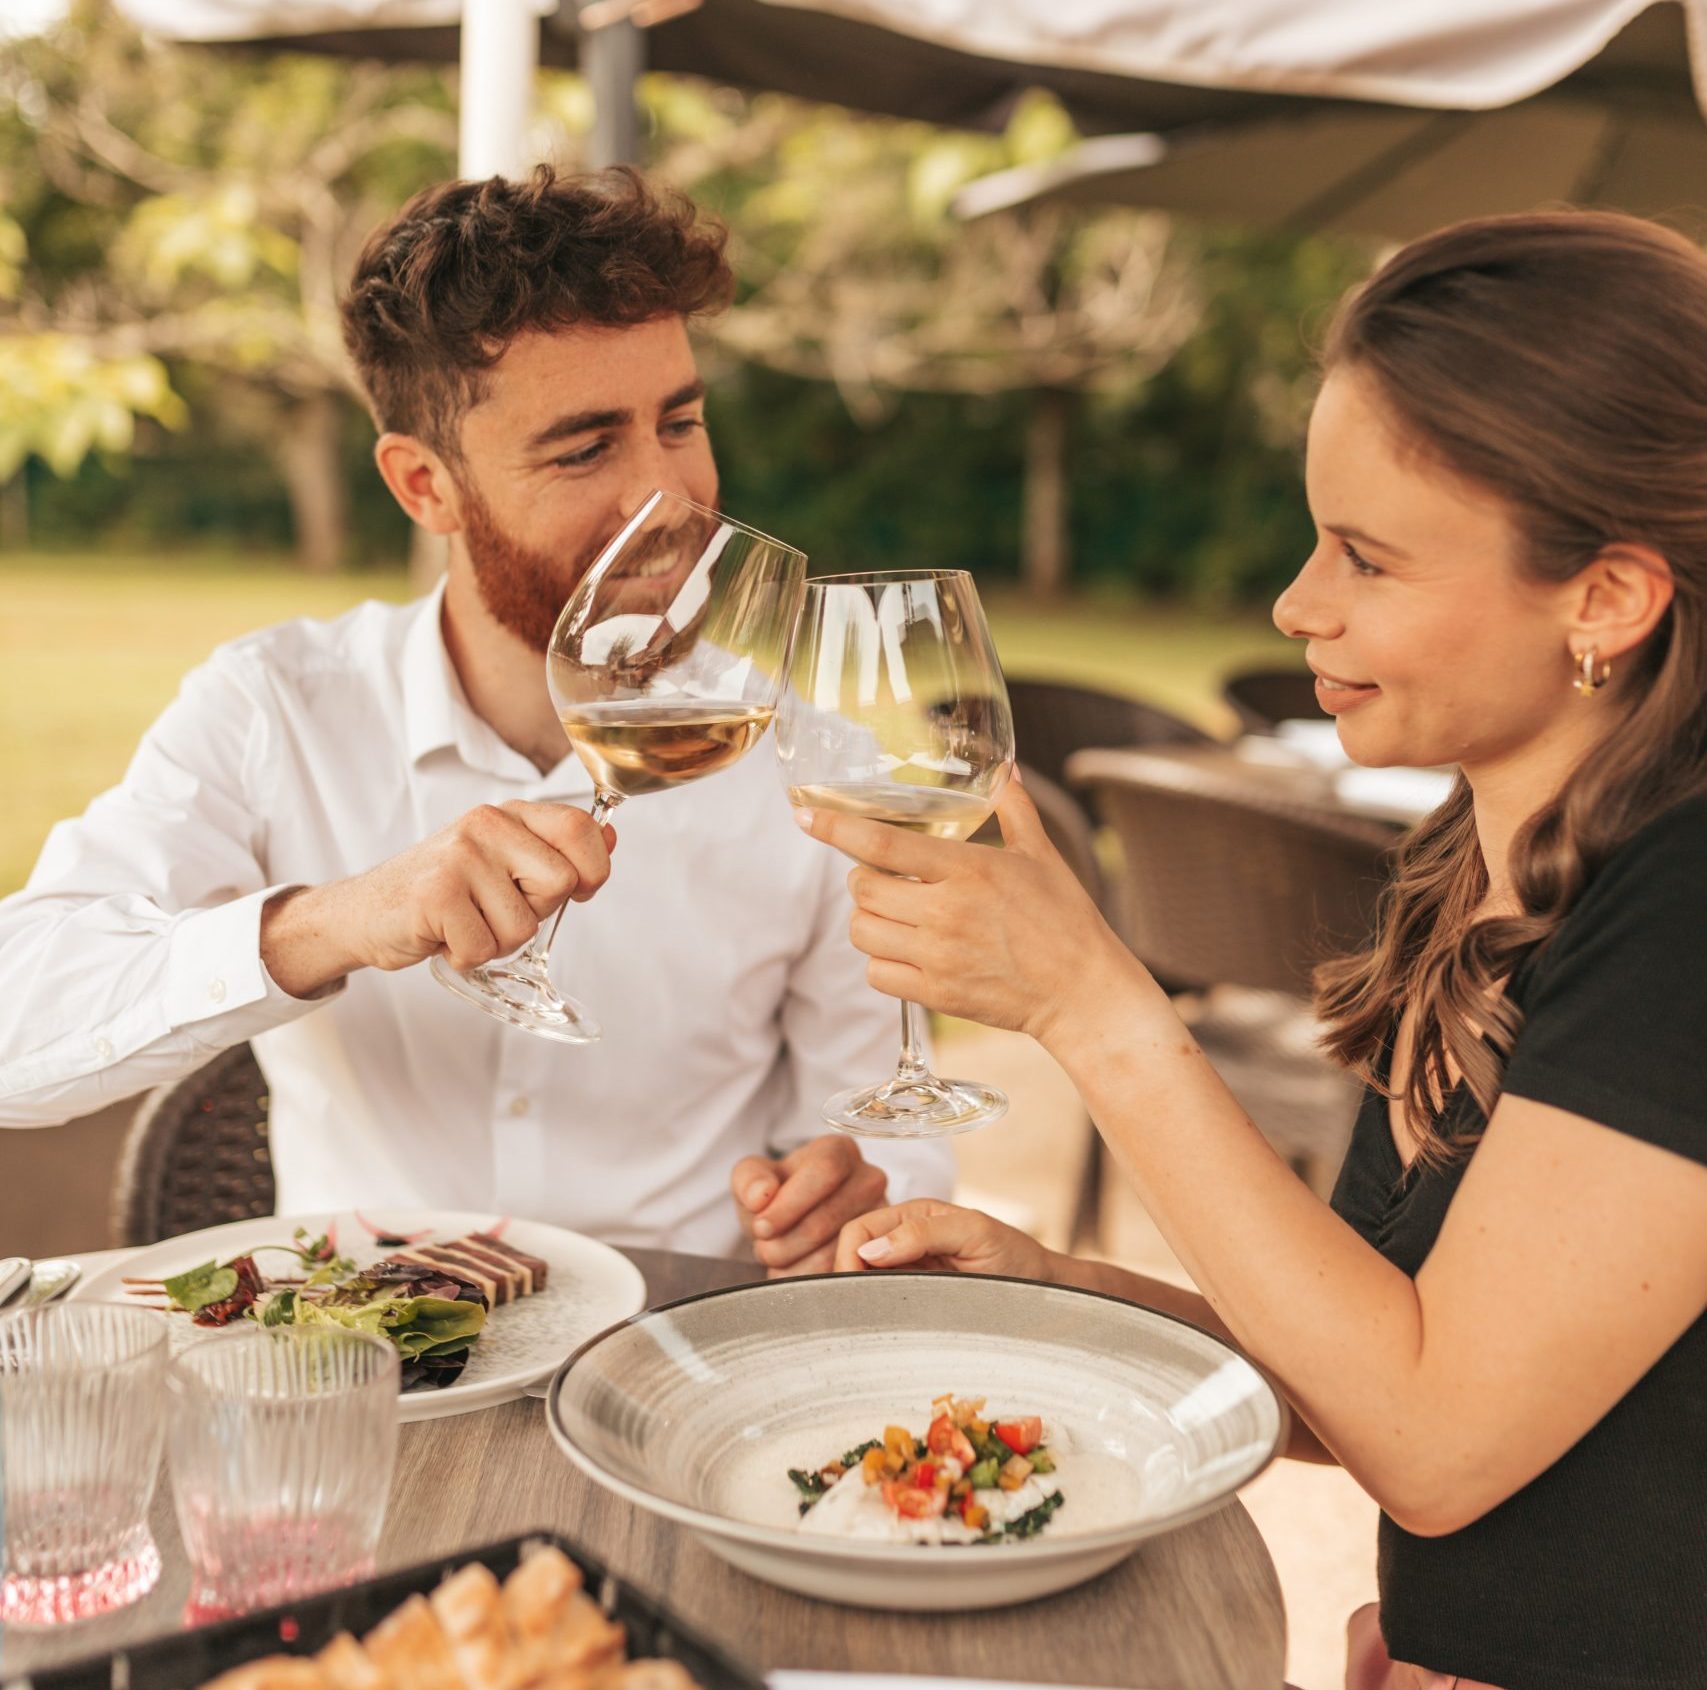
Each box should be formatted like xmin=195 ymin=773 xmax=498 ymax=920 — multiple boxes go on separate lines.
xmin=429 ymin=953 xmax=601 ymax=1044
xmin=822 ymin=1073 xmax=1008 ymax=1139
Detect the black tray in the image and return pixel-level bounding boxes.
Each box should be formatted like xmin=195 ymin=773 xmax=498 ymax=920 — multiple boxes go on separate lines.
xmin=11 ymin=1532 xmax=763 ymax=1690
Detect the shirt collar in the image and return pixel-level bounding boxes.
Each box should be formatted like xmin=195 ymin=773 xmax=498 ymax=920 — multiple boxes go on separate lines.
xmin=400 ymin=578 xmax=593 ymax=795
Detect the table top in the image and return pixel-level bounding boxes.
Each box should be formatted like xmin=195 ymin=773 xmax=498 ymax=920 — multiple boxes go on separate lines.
xmin=1076 ymin=739 xmax=1449 ymax=829
xmin=2 ymin=1248 xmax=1286 ymax=1690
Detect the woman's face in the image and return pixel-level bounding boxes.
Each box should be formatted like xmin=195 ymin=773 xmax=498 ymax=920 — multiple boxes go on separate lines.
xmin=1274 ymin=367 xmax=1576 ymax=774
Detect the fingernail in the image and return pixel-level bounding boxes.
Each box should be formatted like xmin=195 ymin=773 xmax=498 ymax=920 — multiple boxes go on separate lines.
xmin=753 ymin=1218 xmax=774 ymax=1239
xmin=793 ymin=808 xmax=814 ymax=830
xmin=745 ymin=1181 xmax=772 ymax=1209
xmin=857 ymin=1236 xmax=892 ymax=1264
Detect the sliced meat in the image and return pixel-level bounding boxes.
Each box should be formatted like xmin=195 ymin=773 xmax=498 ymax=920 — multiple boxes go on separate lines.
xmin=447 ymin=1236 xmax=535 ymax=1297
xmin=408 ymin=1245 xmax=508 ymax=1307
xmin=473 ymin=1233 xmax=550 ymax=1291
xmin=378 ymin=1250 xmax=491 ymax=1306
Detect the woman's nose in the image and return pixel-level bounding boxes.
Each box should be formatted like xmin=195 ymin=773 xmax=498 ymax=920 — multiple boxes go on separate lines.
xmin=1273 ymin=548 xmax=1344 ymax=642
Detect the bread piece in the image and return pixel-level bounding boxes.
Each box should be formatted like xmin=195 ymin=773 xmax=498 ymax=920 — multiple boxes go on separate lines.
xmin=198 ymin=1659 xmax=330 ymax=1690
xmin=314 ymin=1632 xmax=390 ymax=1690
xmin=501 ymin=1547 xmax=623 ymax=1689
xmin=363 ymin=1592 xmax=466 ymax=1690
xmin=614 ymin=1661 xmax=700 ymax=1690
xmin=431 ymin=1561 xmax=523 ymax=1690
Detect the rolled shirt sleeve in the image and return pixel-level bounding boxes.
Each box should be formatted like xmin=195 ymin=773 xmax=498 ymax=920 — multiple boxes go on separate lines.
xmin=0 ymin=645 xmax=340 ymax=1125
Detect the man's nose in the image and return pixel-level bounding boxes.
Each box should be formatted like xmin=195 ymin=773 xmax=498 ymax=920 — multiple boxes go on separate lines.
xmin=615 ymin=444 xmax=703 ymax=522
xmin=1272 ymin=547 xmax=1345 ymax=642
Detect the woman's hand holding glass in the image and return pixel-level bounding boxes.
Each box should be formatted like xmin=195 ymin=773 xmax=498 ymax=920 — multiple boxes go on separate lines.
xmin=794 ymin=774 xmax=1156 ymax=1053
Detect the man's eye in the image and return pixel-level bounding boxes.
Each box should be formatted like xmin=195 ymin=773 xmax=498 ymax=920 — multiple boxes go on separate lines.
xmin=663 ymin=416 xmax=706 ymax=440
xmin=1342 ymin=541 xmax=1380 ymax=577
xmin=552 ymin=440 xmax=610 ymax=469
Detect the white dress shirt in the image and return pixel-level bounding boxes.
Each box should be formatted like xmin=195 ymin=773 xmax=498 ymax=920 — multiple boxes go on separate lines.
xmin=0 ymin=585 xmax=953 ymax=1253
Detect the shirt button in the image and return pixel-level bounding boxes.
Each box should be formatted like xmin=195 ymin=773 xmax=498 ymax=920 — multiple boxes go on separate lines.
xmin=508 ymin=1095 xmax=531 ymax=1118
xmin=95 ymin=1038 xmax=114 ymax=1061
xmin=208 ymin=978 xmax=227 ymax=1004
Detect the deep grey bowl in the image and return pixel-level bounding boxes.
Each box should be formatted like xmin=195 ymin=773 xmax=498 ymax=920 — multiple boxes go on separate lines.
xmin=545 ymin=1272 xmax=1285 ymax=1610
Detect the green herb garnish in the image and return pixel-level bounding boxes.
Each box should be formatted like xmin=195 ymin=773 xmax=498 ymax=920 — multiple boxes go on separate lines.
xmin=789 ymin=1468 xmax=829 ymax=1515
xmin=981 ymin=1491 xmax=1064 ymax=1543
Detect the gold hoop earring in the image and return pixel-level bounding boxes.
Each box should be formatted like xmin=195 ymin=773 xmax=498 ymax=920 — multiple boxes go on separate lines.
xmin=1572 ymin=646 xmax=1612 ymax=696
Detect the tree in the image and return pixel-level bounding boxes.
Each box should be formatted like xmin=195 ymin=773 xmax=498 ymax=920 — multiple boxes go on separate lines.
xmin=639 ymin=85 xmax=1202 ymax=597
xmin=0 ymin=1 xmax=455 ymax=569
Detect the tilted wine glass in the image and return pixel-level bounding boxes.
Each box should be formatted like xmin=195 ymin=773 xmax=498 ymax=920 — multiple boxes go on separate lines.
xmin=777 ymin=569 xmax=1015 ymax=1137
xmin=431 ymin=489 xmax=806 ymax=1042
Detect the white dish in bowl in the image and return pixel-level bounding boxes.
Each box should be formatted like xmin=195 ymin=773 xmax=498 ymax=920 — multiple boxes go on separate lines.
xmin=545 ymin=1271 xmax=1284 ymax=1611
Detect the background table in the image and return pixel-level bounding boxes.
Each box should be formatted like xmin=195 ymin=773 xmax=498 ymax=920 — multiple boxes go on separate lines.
xmin=2 ymin=1249 xmax=1287 ymax=1690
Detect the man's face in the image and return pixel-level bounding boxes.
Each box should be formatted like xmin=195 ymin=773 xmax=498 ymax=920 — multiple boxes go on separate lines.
xmin=451 ymin=315 xmax=718 ymax=652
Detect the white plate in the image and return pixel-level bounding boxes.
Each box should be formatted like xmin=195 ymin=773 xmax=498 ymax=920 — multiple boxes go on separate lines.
xmin=80 ymin=1210 xmax=647 ymax=1423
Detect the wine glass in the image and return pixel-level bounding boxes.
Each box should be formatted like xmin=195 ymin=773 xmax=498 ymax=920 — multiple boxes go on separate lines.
xmin=776 ymin=569 xmax=1015 ymax=1137
xmin=431 ymin=489 xmax=806 ymax=1042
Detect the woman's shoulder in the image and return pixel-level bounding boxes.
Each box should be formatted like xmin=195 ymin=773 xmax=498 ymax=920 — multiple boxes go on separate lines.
xmin=1550 ymin=790 xmax=1707 ymax=941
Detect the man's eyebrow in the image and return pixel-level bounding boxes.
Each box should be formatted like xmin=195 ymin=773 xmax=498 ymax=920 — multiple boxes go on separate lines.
xmin=1327 ymin=522 xmax=1411 ymax=560
xmin=525 ymin=406 xmax=633 ymax=452
xmin=659 ymin=379 xmax=706 ymax=413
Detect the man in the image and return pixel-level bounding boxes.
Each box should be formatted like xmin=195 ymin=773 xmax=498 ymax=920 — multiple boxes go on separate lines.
xmin=0 ymin=167 xmax=953 ymax=1269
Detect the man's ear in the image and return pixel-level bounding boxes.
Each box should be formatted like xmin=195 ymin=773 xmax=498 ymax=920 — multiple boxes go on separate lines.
xmin=1564 ymin=542 xmax=1675 ymax=665
xmin=374 ymin=432 xmax=464 ymax=536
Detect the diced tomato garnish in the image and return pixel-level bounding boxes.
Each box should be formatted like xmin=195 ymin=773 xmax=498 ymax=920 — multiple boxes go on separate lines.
xmin=915 ymin=1462 xmax=937 ymax=1490
xmin=959 ymin=1495 xmax=989 ymax=1530
xmin=994 ymin=1416 xmax=1042 ymax=1456
xmin=927 ymin=1414 xmax=977 ymax=1465
xmin=882 ymin=1479 xmax=948 ymax=1520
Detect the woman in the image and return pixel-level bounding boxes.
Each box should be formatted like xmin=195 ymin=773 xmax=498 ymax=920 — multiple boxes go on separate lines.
xmin=797 ymin=213 xmax=1707 ymax=1690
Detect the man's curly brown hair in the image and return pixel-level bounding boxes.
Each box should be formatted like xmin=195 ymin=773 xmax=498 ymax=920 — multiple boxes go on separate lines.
xmin=341 ymin=165 xmax=733 ymax=459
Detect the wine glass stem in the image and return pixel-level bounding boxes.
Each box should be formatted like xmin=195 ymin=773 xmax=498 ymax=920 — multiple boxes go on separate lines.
xmin=895 ymin=999 xmax=930 ymax=1083
xmin=526 ymin=790 xmax=623 ymax=970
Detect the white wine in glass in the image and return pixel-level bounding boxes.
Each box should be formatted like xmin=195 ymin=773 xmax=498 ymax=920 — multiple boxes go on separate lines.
xmin=777 ymin=569 xmax=1016 ymax=1137
xmin=431 ymin=490 xmax=806 ymax=1042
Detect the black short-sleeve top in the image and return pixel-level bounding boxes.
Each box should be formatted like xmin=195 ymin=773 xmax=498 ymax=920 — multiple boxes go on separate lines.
xmin=1329 ymin=795 xmax=1707 ymax=1690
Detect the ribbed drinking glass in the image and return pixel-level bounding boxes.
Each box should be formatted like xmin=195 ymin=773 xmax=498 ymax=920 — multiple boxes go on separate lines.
xmin=166 ymin=1325 xmax=399 ymax=1622
xmin=1 ymin=1301 xmax=169 ymax=1625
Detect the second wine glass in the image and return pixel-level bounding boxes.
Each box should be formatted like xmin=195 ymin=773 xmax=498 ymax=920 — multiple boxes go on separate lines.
xmin=777 ymin=569 xmax=1015 ymax=1138
xmin=431 ymin=490 xmax=806 ymax=1042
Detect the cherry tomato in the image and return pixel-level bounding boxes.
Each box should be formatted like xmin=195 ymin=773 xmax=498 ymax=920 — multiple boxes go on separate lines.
xmin=994 ymin=1417 xmax=1043 ymax=1456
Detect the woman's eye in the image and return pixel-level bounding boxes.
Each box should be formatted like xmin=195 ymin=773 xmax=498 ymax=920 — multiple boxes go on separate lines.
xmin=1342 ymin=541 xmax=1380 ymax=577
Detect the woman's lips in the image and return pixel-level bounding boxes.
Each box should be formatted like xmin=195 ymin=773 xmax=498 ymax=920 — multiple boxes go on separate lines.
xmin=1313 ymin=673 xmax=1381 ymax=714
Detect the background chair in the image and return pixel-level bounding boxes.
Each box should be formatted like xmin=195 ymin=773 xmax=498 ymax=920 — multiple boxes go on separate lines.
xmin=1064 ymin=746 xmax=1395 ymax=1225
xmin=1221 ymin=666 xmax=1325 ymax=736
xmin=1005 ymin=678 xmax=1216 ymax=798
xmin=110 ymin=1041 xmax=274 ymax=1246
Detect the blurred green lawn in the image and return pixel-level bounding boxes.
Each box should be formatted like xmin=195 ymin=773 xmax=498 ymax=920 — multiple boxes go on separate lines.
xmin=1 ymin=549 xmax=1295 ymax=897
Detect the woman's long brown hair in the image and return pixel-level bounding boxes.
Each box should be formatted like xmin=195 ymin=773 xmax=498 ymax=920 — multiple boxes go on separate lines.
xmin=1313 ymin=212 xmax=1707 ymax=1161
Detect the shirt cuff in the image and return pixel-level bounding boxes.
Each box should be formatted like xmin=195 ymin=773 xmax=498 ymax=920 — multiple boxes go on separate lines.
xmin=165 ymin=885 xmax=345 ymax=1032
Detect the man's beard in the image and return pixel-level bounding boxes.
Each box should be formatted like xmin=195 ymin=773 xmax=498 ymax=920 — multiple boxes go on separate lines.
xmin=459 ymin=480 xmax=603 ymax=655
xmin=459 ymin=480 xmax=714 ymax=655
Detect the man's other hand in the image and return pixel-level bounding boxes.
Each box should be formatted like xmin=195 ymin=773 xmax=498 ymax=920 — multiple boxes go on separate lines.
xmin=730 ymin=1136 xmax=889 ymax=1277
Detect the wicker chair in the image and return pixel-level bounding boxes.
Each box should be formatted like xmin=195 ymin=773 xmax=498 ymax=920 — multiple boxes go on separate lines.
xmin=1005 ymin=678 xmax=1216 ymax=797
xmin=1221 ymin=666 xmax=1325 ymax=736
xmin=969 ymin=763 xmax=1107 ymax=912
xmin=1065 ymin=746 xmax=1395 ymax=1207
xmin=110 ymin=1042 xmax=275 ymax=1247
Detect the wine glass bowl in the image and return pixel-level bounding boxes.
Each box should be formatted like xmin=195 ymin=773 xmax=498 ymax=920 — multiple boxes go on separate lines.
xmin=777 ymin=569 xmax=1015 ymax=1137
xmin=431 ymin=490 xmax=806 ymax=1041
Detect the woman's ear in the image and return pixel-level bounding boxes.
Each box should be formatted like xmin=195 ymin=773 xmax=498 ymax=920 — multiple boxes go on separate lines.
xmin=1564 ymin=543 xmax=1675 ymax=664
xmin=374 ymin=432 xmax=463 ymax=536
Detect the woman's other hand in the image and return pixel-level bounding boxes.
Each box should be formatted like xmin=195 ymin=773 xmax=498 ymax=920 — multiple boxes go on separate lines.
xmin=834 ymin=1198 xmax=1057 ymax=1280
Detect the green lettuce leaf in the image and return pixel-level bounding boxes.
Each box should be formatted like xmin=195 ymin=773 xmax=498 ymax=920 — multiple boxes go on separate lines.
xmin=162 ymin=1260 xmax=238 ymax=1313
